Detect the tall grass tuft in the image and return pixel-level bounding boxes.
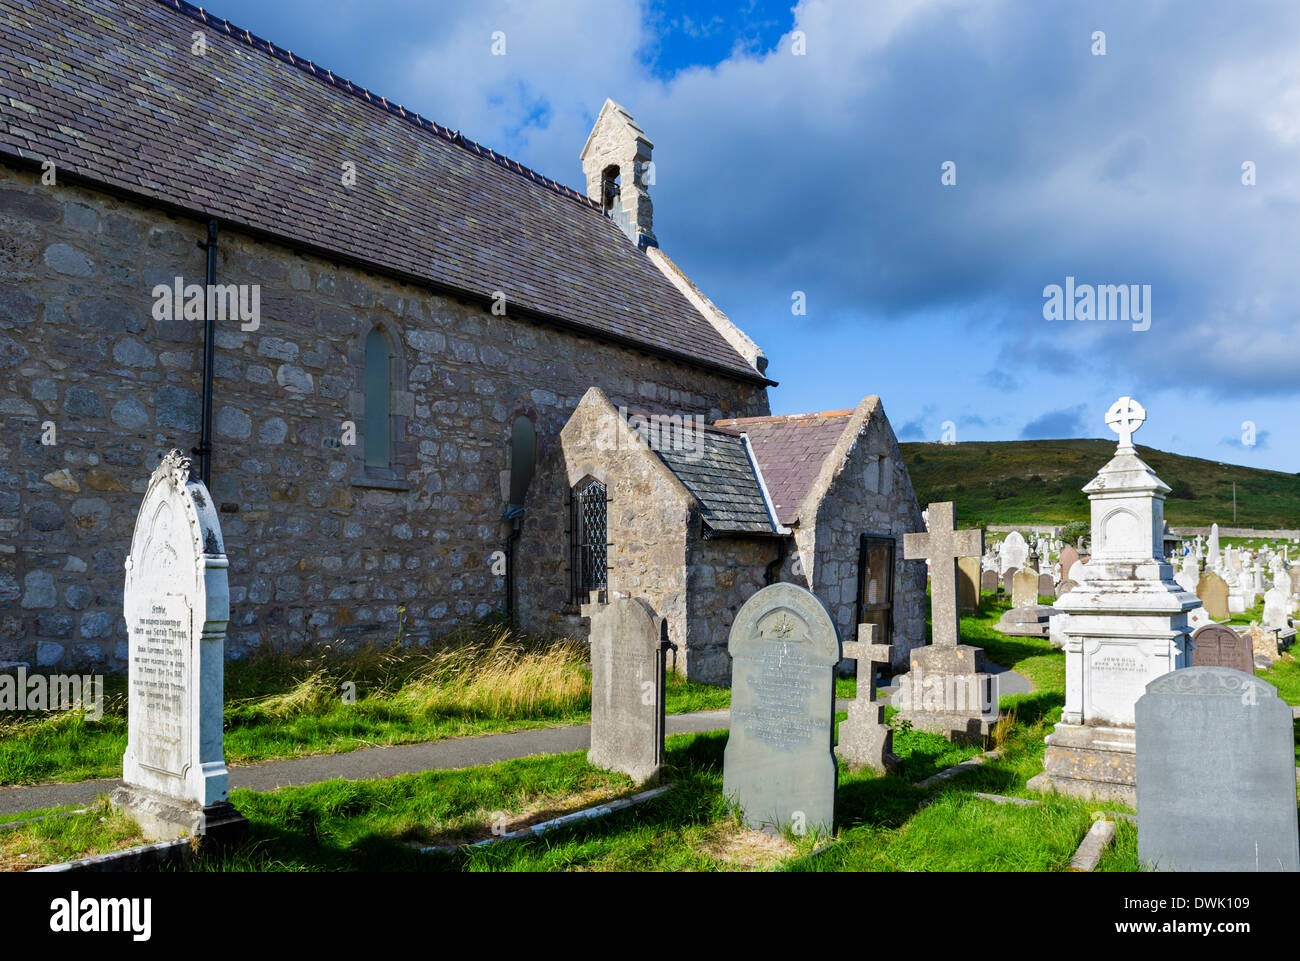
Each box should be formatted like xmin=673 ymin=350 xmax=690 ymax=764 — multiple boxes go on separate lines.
xmin=225 ymin=622 xmax=590 ymax=723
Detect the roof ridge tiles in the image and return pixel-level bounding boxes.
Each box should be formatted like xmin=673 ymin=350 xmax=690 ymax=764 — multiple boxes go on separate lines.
xmin=155 ymin=0 xmax=597 ymax=210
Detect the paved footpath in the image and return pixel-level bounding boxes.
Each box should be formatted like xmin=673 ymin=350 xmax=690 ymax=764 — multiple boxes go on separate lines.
xmin=0 ymin=662 xmax=1034 ymax=817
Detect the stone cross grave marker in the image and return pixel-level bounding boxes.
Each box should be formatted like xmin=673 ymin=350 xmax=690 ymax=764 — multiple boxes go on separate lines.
xmin=835 ymin=622 xmax=897 ymax=773
xmin=723 ymin=582 xmax=840 ymax=837
xmin=907 ymin=503 xmax=983 ymax=651
xmin=110 ymin=450 xmax=246 ymax=842
xmin=896 ymin=502 xmax=996 ymax=740
xmin=1189 ymin=624 xmax=1253 ymax=675
xmin=1136 ymin=667 xmax=1299 ymax=872
xmin=1196 ymin=571 xmax=1230 ymax=622
xmin=583 ymin=596 xmax=674 ymax=782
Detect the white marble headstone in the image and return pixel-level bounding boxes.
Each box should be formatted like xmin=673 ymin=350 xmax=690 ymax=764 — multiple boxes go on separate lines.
xmin=113 ymin=450 xmax=239 ymax=841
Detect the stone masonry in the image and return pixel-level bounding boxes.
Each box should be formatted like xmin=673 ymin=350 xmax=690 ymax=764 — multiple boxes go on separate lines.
xmin=0 ymin=164 xmax=768 ymax=669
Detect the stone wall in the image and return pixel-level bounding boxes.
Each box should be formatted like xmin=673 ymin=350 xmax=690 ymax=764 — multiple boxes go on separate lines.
xmin=800 ymin=403 xmax=927 ymax=669
xmin=683 ymin=529 xmax=779 ymax=682
xmin=0 ymin=164 xmax=769 ymax=669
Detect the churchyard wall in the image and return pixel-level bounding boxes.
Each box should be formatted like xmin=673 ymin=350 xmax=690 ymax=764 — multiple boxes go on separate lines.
xmin=0 ymin=164 xmax=769 ymax=670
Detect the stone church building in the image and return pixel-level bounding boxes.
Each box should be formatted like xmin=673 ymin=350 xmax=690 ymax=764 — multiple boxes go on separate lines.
xmin=0 ymin=0 xmax=925 ymax=683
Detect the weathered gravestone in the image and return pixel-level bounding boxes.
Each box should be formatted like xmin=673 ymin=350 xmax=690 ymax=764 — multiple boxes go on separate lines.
xmin=980 ymin=569 xmax=999 ymax=594
xmin=1001 ymin=567 xmax=1019 ymax=595
xmin=1058 ymin=545 xmax=1080 ymax=582
xmin=835 ymin=623 xmax=898 ymax=773
xmin=1011 ymin=568 xmax=1038 ymax=608
xmin=896 ymin=503 xmax=997 ymax=741
xmin=110 ymin=450 xmax=246 ymax=842
xmin=1037 ymin=572 xmax=1054 ymax=598
xmin=1196 ymin=572 xmax=1230 ymax=622
xmin=1189 ymin=624 xmax=1253 ymax=675
xmin=723 ymin=583 xmax=840 ymax=836
xmin=957 ymin=556 xmax=980 ymax=614
xmin=1136 ymin=667 xmax=1299 ymax=872
xmin=583 ymin=596 xmax=673 ymax=783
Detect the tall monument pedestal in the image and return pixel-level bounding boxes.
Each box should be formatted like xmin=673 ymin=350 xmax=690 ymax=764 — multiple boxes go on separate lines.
xmin=1027 ymin=724 xmax=1136 ymax=806
xmin=1028 ymin=399 xmax=1198 ymax=805
xmin=894 ymin=643 xmax=996 ymax=742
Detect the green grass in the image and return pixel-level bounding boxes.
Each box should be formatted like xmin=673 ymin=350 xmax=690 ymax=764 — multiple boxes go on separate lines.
xmin=0 ymin=626 xmax=734 ymax=787
xmin=7 ymin=593 xmax=1294 ymax=872
xmin=902 ymin=439 xmax=1300 ymax=527
xmin=0 ymin=797 xmax=143 ymax=871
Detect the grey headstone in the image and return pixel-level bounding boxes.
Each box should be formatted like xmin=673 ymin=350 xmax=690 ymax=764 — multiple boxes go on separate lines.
xmin=723 ymin=583 xmax=840 ymax=837
xmin=1038 ymin=572 xmax=1054 ymax=598
xmin=584 ymin=596 xmax=669 ymax=783
xmin=1002 ymin=567 xmax=1019 ymax=595
xmin=1136 ymin=667 xmax=1299 ymax=872
xmin=981 ymin=569 xmax=998 ymax=593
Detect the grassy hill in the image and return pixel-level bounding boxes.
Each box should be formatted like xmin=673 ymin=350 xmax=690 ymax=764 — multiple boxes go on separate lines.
xmin=900 ymin=439 xmax=1300 ymax=529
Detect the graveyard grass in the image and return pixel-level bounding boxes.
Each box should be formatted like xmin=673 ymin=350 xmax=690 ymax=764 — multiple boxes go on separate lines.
xmin=0 ymin=797 xmax=144 ymax=871
xmin=10 ymin=594 xmax=1296 ymax=870
xmin=178 ymin=596 xmax=1128 ymax=871
xmin=0 ymin=620 xmax=734 ymax=787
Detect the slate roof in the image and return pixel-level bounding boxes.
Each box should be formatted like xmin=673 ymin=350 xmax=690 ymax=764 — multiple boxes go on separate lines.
xmin=628 ymin=415 xmax=778 ymax=535
xmin=0 ymin=0 xmax=766 ymax=383
xmin=714 ymin=409 xmax=858 ymax=527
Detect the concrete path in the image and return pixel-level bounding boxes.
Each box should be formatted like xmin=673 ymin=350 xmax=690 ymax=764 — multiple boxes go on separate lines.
xmin=0 ymin=704 xmax=826 ymax=816
xmin=0 ymin=660 xmax=1034 ymax=817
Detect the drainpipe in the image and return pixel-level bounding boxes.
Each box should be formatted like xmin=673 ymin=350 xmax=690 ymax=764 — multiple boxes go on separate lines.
xmin=194 ymin=219 xmax=219 ymax=487
xmin=765 ymin=536 xmax=788 ymax=586
xmin=503 ymin=506 xmax=524 ymax=623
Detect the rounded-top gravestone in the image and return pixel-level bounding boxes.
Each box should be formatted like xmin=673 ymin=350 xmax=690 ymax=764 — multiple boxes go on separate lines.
xmin=722 ymin=582 xmax=840 ymax=837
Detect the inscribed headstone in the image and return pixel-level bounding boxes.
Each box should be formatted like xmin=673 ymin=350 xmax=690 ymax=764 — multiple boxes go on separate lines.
xmin=584 ymin=596 xmax=670 ymax=782
xmin=723 ymin=583 xmax=840 ymax=836
xmin=1136 ymin=668 xmax=1299 ymax=872
xmin=1189 ymin=624 xmax=1253 ymax=675
xmin=111 ymin=450 xmax=245 ymax=842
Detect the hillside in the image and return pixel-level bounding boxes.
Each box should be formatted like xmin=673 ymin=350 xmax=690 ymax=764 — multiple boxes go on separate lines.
xmin=899 ymin=439 xmax=1300 ymax=528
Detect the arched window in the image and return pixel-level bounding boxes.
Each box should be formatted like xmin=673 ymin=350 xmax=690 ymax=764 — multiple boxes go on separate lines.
xmin=363 ymin=327 xmax=391 ymax=468
xmin=570 ymin=478 xmax=608 ymax=604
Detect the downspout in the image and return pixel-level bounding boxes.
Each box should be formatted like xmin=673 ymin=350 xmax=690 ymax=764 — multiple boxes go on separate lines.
xmin=504 ymin=509 xmax=523 ymax=623
xmin=194 ymin=219 xmax=219 ymax=487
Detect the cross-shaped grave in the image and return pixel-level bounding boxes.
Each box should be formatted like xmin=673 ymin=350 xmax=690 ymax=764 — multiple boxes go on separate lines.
xmin=1105 ymin=395 xmax=1146 ymax=451
xmin=836 ymin=622 xmax=898 ymax=772
xmin=896 ymin=501 xmax=998 ymax=742
xmin=903 ymin=501 xmax=983 ymax=650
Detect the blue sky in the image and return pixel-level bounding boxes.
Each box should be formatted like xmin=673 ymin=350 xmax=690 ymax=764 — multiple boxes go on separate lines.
xmin=208 ymin=0 xmax=1300 ymax=473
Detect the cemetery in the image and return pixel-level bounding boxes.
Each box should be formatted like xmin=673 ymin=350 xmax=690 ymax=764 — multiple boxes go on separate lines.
xmin=0 ymin=1 xmax=1297 ymax=921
